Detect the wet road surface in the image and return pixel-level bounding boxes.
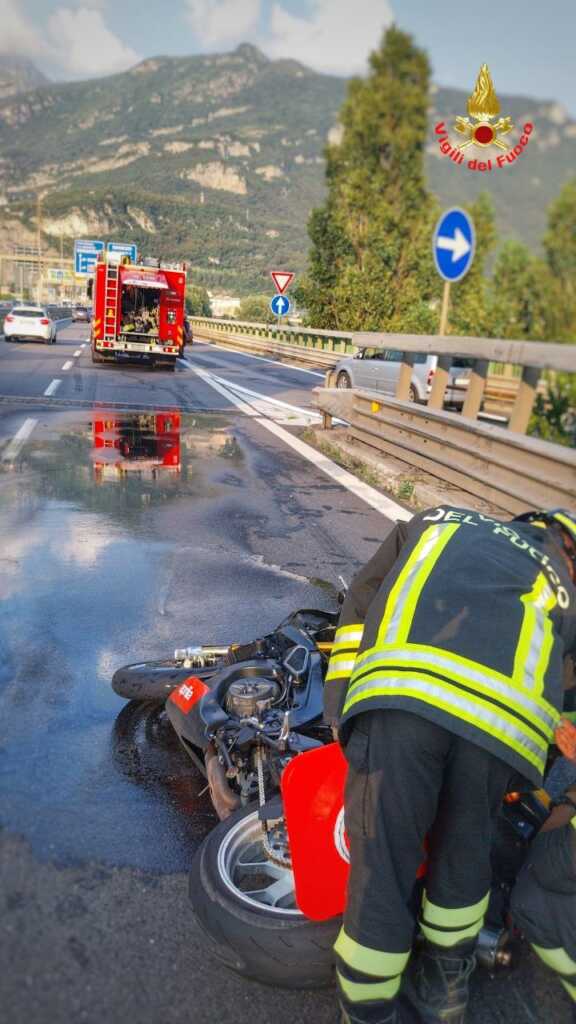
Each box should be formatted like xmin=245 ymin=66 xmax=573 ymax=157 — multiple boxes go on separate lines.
xmin=0 ymin=325 xmax=571 ymax=1023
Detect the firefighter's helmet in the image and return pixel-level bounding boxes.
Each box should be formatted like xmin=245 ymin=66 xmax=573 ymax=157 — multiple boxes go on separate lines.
xmin=514 ymin=509 xmax=576 ymax=576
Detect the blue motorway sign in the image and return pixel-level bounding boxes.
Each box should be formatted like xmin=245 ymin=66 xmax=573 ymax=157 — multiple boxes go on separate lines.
xmin=74 ymin=239 xmax=104 ymax=276
xmin=107 ymin=241 xmax=138 ymax=262
xmin=270 ymin=293 xmax=291 ymax=317
xmin=432 ymin=208 xmax=475 ymax=283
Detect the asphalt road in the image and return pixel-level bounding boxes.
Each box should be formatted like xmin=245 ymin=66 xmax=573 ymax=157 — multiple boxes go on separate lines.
xmin=0 ymin=325 xmax=571 ymax=1024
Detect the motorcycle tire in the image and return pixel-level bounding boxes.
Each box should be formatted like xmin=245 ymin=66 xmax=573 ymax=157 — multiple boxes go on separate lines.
xmin=111 ymin=660 xmax=215 ymax=702
xmin=189 ymin=803 xmax=340 ymax=989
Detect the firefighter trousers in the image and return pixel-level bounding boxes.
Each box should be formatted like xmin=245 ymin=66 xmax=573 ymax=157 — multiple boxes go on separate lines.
xmin=334 ymin=709 xmax=512 ymax=1022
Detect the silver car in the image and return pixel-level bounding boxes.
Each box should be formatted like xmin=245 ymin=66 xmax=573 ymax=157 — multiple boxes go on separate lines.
xmin=333 ymin=349 xmax=473 ymax=407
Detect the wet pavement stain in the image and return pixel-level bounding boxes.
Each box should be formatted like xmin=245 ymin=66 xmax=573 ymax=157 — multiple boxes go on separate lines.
xmin=0 ymin=408 xmax=338 ymax=873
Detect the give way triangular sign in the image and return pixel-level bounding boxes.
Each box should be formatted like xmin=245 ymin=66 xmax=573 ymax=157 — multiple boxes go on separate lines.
xmin=271 ymin=270 xmax=295 ymax=294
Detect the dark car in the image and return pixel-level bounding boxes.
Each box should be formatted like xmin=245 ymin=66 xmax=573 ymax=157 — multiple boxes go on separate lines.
xmin=183 ymin=317 xmax=193 ymax=346
xmin=72 ymin=306 xmax=91 ymax=322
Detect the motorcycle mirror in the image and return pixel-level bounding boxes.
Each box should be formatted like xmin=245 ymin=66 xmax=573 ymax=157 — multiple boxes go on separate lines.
xmin=284 ymin=645 xmax=309 ymax=679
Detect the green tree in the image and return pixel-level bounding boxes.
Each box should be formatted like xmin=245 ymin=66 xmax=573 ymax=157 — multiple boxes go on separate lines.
xmin=301 ymin=27 xmax=438 ymax=332
xmin=488 ymin=241 xmax=552 ymax=341
xmin=238 ymin=294 xmax=276 ymax=324
xmin=186 ymin=285 xmax=212 ymax=317
xmin=543 ymin=178 xmax=576 ymax=341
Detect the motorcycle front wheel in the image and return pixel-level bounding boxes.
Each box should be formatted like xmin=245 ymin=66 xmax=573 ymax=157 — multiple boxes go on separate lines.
xmin=112 ymin=660 xmax=216 ymax=702
xmin=189 ymin=803 xmax=340 ymax=989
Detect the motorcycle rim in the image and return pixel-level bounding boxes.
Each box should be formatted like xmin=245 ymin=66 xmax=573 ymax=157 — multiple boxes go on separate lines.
xmin=216 ymin=810 xmax=301 ymax=916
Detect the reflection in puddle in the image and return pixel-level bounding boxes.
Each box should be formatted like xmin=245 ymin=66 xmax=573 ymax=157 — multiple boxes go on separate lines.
xmin=93 ymin=412 xmax=181 ymax=482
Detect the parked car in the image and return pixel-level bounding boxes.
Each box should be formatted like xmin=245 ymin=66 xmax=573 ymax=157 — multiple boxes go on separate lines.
xmin=3 ymin=306 xmax=57 ymax=344
xmin=333 ymin=349 xmax=474 ymax=407
xmin=72 ymin=305 xmax=91 ymax=322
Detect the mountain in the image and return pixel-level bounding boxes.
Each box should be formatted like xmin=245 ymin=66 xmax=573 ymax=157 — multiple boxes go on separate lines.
xmin=0 ymin=56 xmax=48 ymax=99
xmin=0 ymin=44 xmax=573 ymax=294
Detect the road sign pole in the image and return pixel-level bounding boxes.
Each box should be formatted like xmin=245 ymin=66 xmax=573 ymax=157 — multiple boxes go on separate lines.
xmin=439 ymin=279 xmax=451 ymax=336
xmin=429 ymin=280 xmax=452 ymax=410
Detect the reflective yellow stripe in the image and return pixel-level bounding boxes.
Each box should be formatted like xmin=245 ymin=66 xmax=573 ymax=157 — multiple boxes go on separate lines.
xmin=422 ymin=892 xmax=489 ymax=927
xmin=334 ymin=928 xmax=410 ymax=977
xmin=343 ymin=678 xmax=547 ymax=774
xmin=554 ymin=512 xmax=576 ymax=543
xmin=336 ymin=971 xmax=401 ymax=1003
xmin=349 ymin=645 xmax=557 ymax=736
xmin=421 ymin=920 xmax=483 ymax=947
xmin=326 ymin=625 xmax=363 ymax=682
xmin=514 ymin=574 xmax=557 ymax=694
xmin=532 ymin=945 xmax=576 ymax=977
xmin=378 ymin=525 xmax=459 ymax=646
xmin=325 ymin=653 xmax=357 ymax=681
xmin=561 ymin=979 xmax=576 ymax=1001
xmin=335 ymin=625 xmax=364 ymax=645
xmin=572 ymin=818 xmax=576 ymax=832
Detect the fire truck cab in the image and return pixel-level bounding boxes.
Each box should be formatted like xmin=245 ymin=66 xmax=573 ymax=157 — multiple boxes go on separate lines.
xmin=90 ymin=253 xmax=187 ymax=370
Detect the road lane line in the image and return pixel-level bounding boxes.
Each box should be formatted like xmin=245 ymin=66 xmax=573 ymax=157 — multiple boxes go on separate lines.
xmin=181 ymin=360 xmax=320 ymax=425
xmin=262 ymin=419 xmax=412 ymax=521
xmin=44 ymin=379 xmax=62 ymax=396
xmin=192 ymin=339 xmax=325 ymax=378
xmin=1 ymin=418 xmax=38 ymax=462
xmin=188 ymin=365 xmax=411 ymax=520
xmin=184 ymin=364 xmax=259 ymax=416
xmin=62 ymin=360 xmax=73 ymax=371
xmin=209 ymin=372 xmax=321 ymax=420
xmin=74 ymin=349 xmax=81 ymax=357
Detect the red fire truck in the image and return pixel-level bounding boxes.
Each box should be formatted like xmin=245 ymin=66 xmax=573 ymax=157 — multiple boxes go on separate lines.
xmin=92 ymin=412 xmax=181 ymax=481
xmin=90 ymin=252 xmax=187 ymax=370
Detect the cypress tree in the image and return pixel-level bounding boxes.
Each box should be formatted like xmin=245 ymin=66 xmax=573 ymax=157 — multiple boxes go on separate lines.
xmin=301 ymin=27 xmax=437 ymax=332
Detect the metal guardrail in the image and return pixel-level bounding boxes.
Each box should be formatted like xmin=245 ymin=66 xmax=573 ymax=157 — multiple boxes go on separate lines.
xmin=191 ymin=317 xmax=575 ymax=432
xmin=315 ymin=389 xmax=576 ymax=515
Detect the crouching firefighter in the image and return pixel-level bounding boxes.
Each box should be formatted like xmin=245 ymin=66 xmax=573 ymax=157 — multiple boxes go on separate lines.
xmin=511 ymin=719 xmax=576 ymax=1023
xmin=325 ymin=507 xmax=576 ymax=1024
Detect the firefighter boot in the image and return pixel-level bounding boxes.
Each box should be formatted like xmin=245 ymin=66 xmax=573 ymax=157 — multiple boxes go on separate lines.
xmin=340 ymin=1004 xmax=400 ymax=1024
xmin=403 ymin=941 xmax=476 ymax=1023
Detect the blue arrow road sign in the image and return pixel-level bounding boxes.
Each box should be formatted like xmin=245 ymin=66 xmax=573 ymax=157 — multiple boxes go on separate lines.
xmin=271 ymin=294 xmax=291 ymax=317
xmin=107 ymin=241 xmax=138 ymax=262
xmin=433 ymin=208 xmax=475 ymax=282
xmin=74 ymin=239 xmax=104 ymax=276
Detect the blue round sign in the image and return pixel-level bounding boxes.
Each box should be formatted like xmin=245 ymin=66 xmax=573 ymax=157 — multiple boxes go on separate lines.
xmin=270 ymin=294 xmax=291 ymax=317
xmin=433 ymin=207 xmax=475 ymax=282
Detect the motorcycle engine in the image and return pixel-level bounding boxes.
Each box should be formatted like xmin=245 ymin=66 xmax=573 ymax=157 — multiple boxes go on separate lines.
xmin=225 ymin=678 xmax=282 ymax=719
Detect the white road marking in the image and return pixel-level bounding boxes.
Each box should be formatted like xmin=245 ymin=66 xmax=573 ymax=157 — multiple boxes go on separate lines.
xmin=181 ymin=359 xmax=320 ymax=425
xmin=62 ymin=360 xmax=73 ymax=371
xmin=1 ymin=418 xmax=38 ymax=462
xmin=185 ymin=363 xmax=411 ymax=520
xmin=262 ymin=420 xmax=412 ymax=521
xmin=74 ymin=349 xmax=82 ymax=357
xmin=80 ymin=344 xmax=86 ymax=349
xmin=191 ymin=339 xmax=325 ymax=378
xmin=44 ymin=379 xmax=62 ymax=396
xmin=183 ymin=363 xmax=259 ymax=416
xmin=208 ymin=372 xmax=320 ymax=425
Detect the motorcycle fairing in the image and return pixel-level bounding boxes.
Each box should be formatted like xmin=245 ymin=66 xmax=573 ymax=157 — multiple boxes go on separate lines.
xmin=169 ymin=675 xmax=210 ymax=714
xmin=281 ymin=742 xmax=349 ymax=921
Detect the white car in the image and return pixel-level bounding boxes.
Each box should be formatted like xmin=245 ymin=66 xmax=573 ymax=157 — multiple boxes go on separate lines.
xmin=3 ymin=306 xmax=57 ymax=344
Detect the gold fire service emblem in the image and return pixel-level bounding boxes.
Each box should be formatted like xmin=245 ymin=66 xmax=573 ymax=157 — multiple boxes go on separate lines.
xmin=454 ymin=64 xmax=513 ymax=151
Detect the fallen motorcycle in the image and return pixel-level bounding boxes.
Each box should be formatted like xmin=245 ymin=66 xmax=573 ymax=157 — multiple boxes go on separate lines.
xmin=112 ymin=607 xmax=561 ymax=990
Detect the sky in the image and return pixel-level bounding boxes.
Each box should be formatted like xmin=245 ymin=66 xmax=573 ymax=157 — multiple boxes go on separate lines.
xmin=4 ymin=0 xmax=576 ymax=114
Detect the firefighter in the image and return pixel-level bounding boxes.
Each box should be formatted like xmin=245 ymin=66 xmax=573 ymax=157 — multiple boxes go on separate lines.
xmin=511 ymin=721 xmax=576 ymax=1023
xmin=325 ymin=507 xmax=576 ymax=1024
